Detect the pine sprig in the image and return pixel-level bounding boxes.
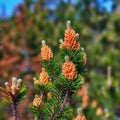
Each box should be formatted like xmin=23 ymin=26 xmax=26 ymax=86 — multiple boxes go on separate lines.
xmin=59 ymin=47 xmax=87 ymax=74
xmin=0 ymin=77 xmax=27 ymax=120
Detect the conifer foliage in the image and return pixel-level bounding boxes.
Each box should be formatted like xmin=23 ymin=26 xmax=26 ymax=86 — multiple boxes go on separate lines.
xmin=30 ymin=21 xmax=87 ymax=120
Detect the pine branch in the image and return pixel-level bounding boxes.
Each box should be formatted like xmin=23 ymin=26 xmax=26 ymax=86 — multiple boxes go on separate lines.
xmin=49 ymin=90 xmax=69 ymax=120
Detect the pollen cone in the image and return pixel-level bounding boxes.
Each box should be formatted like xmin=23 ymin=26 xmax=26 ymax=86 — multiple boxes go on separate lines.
xmin=62 ymin=59 xmax=77 ymax=80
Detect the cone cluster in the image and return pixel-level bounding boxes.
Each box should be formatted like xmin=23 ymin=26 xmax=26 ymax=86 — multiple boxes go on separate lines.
xmin=41 ymin=40 xmax=53 ymax=60
xmin=34 ymin=68 xmax=49 ymax=85
xmin=62 ymin=56 xmax=77 ymax=80
xmin=33 ymin=95 xmax=41 ymax=107
xmin=60 ymin=20 xmax=80 ymax=50
xmin=4 ymin=77 xmax=22 ymax=95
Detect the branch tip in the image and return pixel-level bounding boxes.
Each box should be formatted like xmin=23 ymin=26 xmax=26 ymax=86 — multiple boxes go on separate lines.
xmin=65 ymin=55 xmax=69 ymax=62
xmin=42 ymin=40 xmax=46 ymax=46
xmin=66 ymin=20 xmax=71 ymax=29
xmin=77 ymin=107 xmax=83 ymax=116
xmin=59 ymin=39 xmax=63 ymax=43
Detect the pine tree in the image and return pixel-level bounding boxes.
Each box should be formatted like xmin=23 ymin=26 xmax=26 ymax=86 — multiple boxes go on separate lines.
xmin=29 ymin=20 xmax=87 ymax=120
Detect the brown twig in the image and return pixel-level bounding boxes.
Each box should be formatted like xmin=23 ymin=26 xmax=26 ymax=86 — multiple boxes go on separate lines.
xmin=11 ymin=98 xmax=19 ymax=120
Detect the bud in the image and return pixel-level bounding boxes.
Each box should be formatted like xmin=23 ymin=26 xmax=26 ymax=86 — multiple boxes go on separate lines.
xmin=77 ymin=107 xmax=83 ymax=116
xmin=42 ymin=67 xmax=45 ymax=72
xmin=76 ymin=33 xmax=79 ymax=40
xmin=59 ymin=39 xmax=63 ymax=43
xmin=5 ymin=82 xmax=9 ymax=87
xmin=17 ymin=79 xmax=22 ymax=87
xmin=5 ymin=82 xmax=10 ymax=91
xmin=66 ymin=20 xmax=71 ymax=29
xmin=81 ymin=47 xmax=84 ymax=51
xmin=33 ymin=77 xmax=37 ymax=81
xmin=12 ymin=77 xmax=17 ymax=87
xmin=65 ymin=55 xmax=69 ymax=62
xmin=42 ymin=40 xmax=46 ymax=47
xmin=11 ymin=85 xmax=16 ymax=95
xmin=35 ymin=94 xmax=39 ymax=98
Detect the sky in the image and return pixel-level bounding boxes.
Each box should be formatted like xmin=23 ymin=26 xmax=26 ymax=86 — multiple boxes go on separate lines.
xmin=0 ymin=0 xmax=113 ymax=19
xmin=0 ymin=0 xmax=24 ymax=19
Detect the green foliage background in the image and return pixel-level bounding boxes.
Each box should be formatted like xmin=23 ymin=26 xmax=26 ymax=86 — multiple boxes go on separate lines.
xmin=0 ymin=0 xmax=120 ymax=119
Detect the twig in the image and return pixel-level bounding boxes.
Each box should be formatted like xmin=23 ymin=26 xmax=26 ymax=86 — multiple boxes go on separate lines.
xmin=11 ymin=98 xmax=19 ymax=120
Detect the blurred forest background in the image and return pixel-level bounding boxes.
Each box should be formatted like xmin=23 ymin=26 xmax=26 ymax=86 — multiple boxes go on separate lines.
xmin=0 ymin=0 xmax=120 ymax=120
